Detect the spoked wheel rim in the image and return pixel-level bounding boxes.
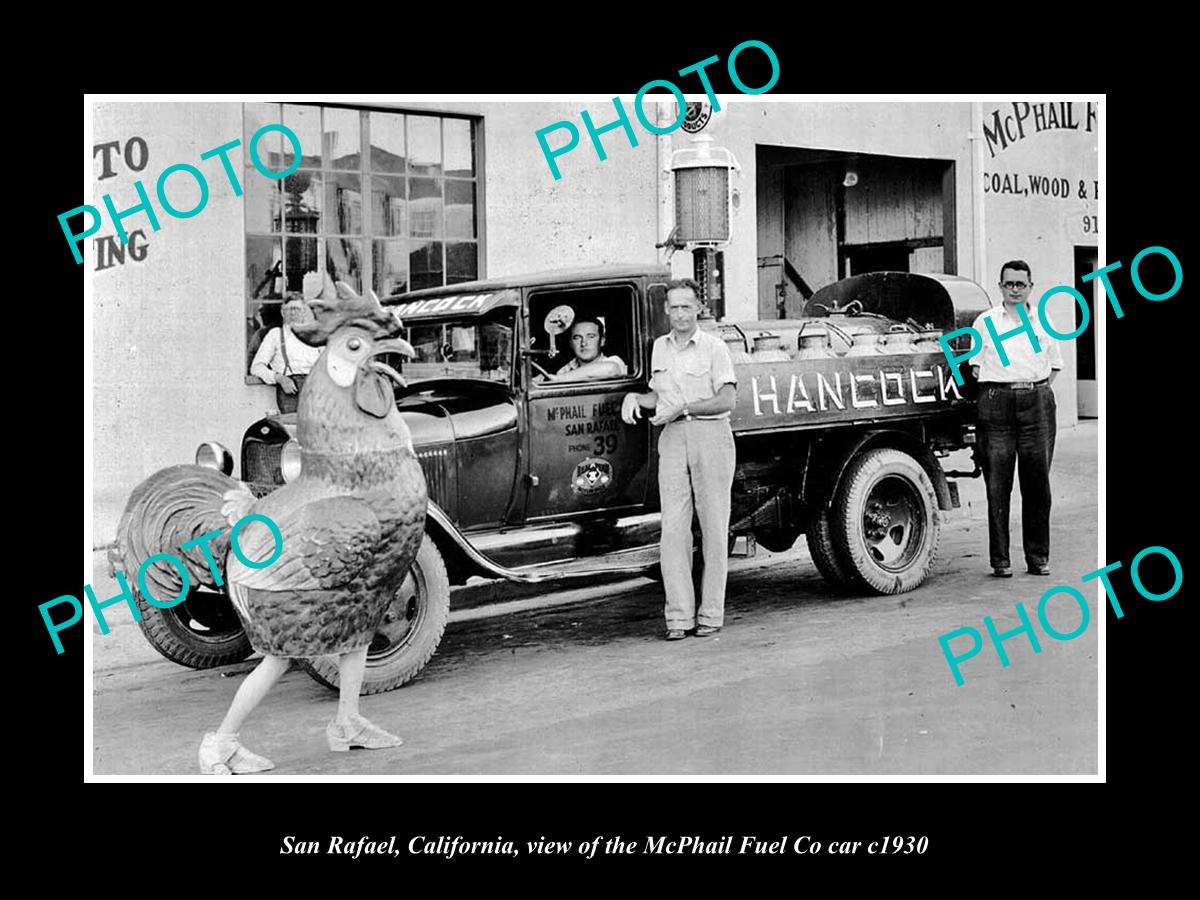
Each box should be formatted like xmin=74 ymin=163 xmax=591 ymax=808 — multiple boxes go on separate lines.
xmin=860 ymin=475 xmax=926 ymax=572
xmin=166 ymin=588 xmax=246 ymax=645
xmin=367 ymin=565 xmax=427 ymax=664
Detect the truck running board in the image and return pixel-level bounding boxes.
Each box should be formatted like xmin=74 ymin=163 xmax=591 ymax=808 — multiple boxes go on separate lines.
xmin=494 ymin=545 xmax=662 ymax=583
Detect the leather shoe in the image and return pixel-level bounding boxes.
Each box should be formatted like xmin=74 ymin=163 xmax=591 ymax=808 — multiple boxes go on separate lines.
xmin=199 ymin=732 xmax=275 ymax=775
xmin=991 ymin=566 xmax=1013 ymax=578
xmin=327 ymin=714 xmax=403 ymax=752
xmin=665 ymin=629 xmax=688 ymax=641
xmin=1027 ymin=564 xmax=1051 ymax=576
xmin=694 ymin=625 xmax=722 ymax=637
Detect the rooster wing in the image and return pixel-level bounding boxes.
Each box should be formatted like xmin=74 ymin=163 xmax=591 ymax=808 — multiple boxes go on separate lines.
xmin=227 ymin=496 xmax=382 ymax=592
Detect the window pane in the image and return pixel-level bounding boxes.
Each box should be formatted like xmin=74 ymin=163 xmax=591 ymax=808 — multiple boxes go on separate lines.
xmin=282 ymin=104 xmax=321 ymax=169
xmin=410 ymin=241 xmax=444 ymax=291
xmin=408 ymin=116 xmax=442 ymax=176
xmin=244 ymin=103 xmax=281 ymax=167
xmin=445 ymin=180 xmax=476 ymax=239
xmin=247 ymin=236 xmax=283 ymax=300
xmin=284 ymin=236 xmax=319 ymax=294
xmin=284 ymin=170 xmax=322 ymax=234
xmin=245 ymin=176 xmax=282 ymax=233
xmin=371 ymin=175 xmax=407 ymax=237
xmin=445 ymin=119 xmax=474 ymax=177
xmin=409 ymin=178 xmax=443 ymax=239
xmin=446 ymin=242 xmax=478 ymax=284
xmin=326 ymin=172 xmax=363 ymax=234
xmin=369 ymin=112 xmax=406 ymax=174
xmin=324 ymin=107 xmax=361 ymax=171
xmin=373 ymin=239 xmax=409 ymax=298
xmin=327 ymin=237 xmax=364 ymax=292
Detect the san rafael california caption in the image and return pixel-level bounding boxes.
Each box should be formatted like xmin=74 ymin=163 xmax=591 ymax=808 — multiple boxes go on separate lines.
xmin=282 ymin=834 xmax=929 ymax=859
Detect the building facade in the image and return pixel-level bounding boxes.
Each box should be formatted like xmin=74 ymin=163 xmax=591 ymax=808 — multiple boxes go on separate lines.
xmin=89 ymin=99 xmax=1098 ymax=542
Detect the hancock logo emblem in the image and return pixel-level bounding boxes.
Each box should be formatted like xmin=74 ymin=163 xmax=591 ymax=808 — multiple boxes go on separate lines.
xmin=682 ymin=102 xmax=712 ymax=134
xmin=571 ymin=458 xmax=613 ymax=494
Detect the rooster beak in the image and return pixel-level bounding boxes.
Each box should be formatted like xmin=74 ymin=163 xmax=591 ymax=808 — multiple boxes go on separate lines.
xmin=368 ymin=338 xmax=416 ymax=388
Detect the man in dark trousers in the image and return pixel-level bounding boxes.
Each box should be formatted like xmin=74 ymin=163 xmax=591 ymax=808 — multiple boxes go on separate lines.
xmin=969 ymin=260 xmax=1063 ymax=577
xmin=621 ymin=279 xmax=738 ymax=639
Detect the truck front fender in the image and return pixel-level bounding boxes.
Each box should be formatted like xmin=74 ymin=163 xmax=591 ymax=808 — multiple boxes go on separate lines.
xmin=423 ymin=502 xmax=507 ymax=586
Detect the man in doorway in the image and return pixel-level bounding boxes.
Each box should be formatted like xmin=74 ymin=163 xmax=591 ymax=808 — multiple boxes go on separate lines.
xmin=548 ymin=316 xmax=627 ymax=381
xmin=249 ymin=293 xmax=321 ymax=414
xmin=970 ymin=260 xmax=1063 ymax=578
xmin=621 ymin=279 xmax=738 ymax=639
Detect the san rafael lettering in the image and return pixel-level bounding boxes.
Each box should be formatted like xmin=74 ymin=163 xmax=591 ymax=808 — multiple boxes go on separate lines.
xmin=938 ymin=245 xmax=1183 ymax=386
xmin=534 ymin=39 xmax=780 ymax=180
xmin=40 ymin=514 xmax=283 ymax=654
xmin=59 ymin=123 xmax=304 ymax=265
xmin=937 ymin=545 xmax=1183 ymax=686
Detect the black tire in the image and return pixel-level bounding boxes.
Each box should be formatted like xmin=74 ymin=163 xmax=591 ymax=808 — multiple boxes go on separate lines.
xmin=302 ymin=535 xmax=451 ymax=694
xmin=115 ymin=469 xmax=253 ymax=669
xmin=133 ymin=585 xmax=254 ymax=669
xmin=831 ymin=448 xmax=940 ymax=594
xmin=805 ymin=507 xmax=859 ymax=591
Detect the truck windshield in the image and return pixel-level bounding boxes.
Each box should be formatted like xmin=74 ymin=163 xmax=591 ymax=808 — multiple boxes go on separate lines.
xmin=400 ymin=310 xmax=515 ymax=385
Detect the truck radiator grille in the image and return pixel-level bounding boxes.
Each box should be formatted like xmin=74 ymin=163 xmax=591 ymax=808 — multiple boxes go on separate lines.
xmin=416 ymin=446 xmax=453 ymax=511
xmin=243 ymin=439 xmax=284 ymax=486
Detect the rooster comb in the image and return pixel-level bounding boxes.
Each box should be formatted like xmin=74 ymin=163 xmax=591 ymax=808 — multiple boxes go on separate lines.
xmin=291 ymin=276 xmax=404 ymax=346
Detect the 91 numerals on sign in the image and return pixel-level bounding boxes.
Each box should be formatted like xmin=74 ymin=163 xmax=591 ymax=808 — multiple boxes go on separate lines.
xmin=1082 ymin=214 xmax=1099 ymax=234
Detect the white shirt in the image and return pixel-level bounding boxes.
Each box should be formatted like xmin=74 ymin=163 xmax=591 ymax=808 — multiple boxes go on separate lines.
xmin=650 ymin=328 xmax=738 ymax=420
xmin=971 ymin=303 xmax=1064 ymax=383
xmin=250 ymin=325 xmax=323 ymax=385
xmin=557 ymin=353 xmax=627 ymax=379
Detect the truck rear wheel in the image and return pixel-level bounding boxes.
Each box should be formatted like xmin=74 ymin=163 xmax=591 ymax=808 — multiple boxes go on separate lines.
xmin=806 ymin=508 xmax=859 ymax=590
xmin=831 ymin=448 xmax=939 ymax=594
xmin=302 ymin=534 xmax=451 ymax=694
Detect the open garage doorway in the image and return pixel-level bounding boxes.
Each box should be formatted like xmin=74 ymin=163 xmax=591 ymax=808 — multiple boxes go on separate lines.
xmin=756 ymin=147 xmax=957 ymax=319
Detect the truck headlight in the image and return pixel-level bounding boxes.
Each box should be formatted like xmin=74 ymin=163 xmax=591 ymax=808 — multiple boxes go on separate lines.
xmin=195 ymin=441 xmax=234 ymax=476
xmin=281 ymin=439 xmax=303 ymax=483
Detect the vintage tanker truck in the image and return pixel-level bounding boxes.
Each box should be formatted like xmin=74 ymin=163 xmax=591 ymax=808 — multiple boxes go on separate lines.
xmin=116 ymin=265 xmax=987 ymax=692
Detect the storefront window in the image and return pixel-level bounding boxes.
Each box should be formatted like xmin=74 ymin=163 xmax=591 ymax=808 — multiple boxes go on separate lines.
xmin=244 ymin=104 xmax=482 ymax=377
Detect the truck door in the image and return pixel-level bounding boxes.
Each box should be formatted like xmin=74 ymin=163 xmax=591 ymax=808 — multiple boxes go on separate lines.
xmin=522 ymin=283 xmax=651 ymax=520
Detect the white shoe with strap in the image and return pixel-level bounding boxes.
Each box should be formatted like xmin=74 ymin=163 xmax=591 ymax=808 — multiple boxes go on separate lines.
xmin=326 ymin=714 xmax=404 ymax=752
xmin=198 ymin=732 xmax=276 ymax=775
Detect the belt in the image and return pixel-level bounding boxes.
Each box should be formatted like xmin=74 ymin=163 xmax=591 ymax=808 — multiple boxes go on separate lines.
xmin=679 ymin=414 xmax=728 ymax=422
xmin=986 ymin=379 xmax=1048 ymax=390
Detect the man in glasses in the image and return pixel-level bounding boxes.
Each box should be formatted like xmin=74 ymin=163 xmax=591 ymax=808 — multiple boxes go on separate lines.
xmin=969 ymin=260 xmax=1063 ymax=578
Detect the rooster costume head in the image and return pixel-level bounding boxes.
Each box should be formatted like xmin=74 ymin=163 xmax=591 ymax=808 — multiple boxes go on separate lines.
xmin=292 ymin=279 xmax=415 ymax=422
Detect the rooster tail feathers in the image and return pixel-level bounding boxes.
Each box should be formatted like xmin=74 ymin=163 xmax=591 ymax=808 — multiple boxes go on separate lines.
xmin=115 ymin=464 xmax=244 ymax=599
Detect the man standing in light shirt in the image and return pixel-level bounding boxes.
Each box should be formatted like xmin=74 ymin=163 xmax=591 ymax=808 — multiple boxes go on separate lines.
xmin=249 ymin=294 xmax=322 ymax=413
xmin=970 ymin=260 xmax=1063 ymax=578
xmin=621 ymin=279 xmax=738 ymax=640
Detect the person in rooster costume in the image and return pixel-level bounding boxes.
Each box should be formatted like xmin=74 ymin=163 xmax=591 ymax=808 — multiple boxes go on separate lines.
xmin=122 ymin=276 xmax=429 ymax=775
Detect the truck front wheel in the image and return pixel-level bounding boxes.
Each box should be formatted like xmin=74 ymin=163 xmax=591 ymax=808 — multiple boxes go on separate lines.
xmin=302 ymin=534 xmax=451 ymax=694
xmin=831 ymin=448 xmax=940 ymax=594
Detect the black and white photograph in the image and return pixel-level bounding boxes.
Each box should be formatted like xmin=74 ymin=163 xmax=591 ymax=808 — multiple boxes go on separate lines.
xmin=82 ymin=93 xmax=1103 ymax=779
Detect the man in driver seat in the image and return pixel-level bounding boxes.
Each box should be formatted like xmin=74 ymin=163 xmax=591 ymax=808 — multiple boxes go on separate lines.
xmin=547 ymin=316 xmax=627 ymax=381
